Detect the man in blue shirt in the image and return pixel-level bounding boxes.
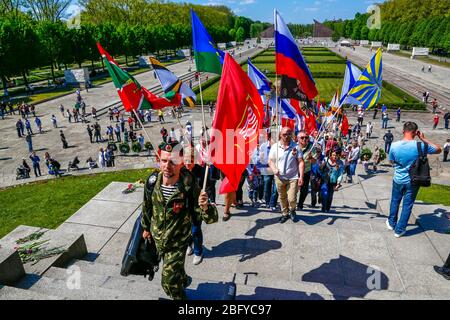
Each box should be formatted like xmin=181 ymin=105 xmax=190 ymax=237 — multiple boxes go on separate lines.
xmin=387 ymin=122 xmax=442 ymax=237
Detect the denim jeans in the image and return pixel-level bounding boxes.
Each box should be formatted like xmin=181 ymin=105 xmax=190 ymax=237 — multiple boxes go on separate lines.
xmin=385 ymin=142 xmax=392 ymax=154
xmin=248 ymin=188 xmax=258 ymax=202
xmin=321 ymin=183 xmax=336 ymax=213
xmin=388 ymin=181 xmax=420 ymax=235
xmin=382 ymin=119 xmax=388 ymax=129
xmin=263 ymin=175 xmax=278 ymax=207
xmin=191 ymin=221 xmax=203 ymax=256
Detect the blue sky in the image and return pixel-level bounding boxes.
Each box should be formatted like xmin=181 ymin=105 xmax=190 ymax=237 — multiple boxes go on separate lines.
xmin=172 ymin=0 xmax=379 ymax=24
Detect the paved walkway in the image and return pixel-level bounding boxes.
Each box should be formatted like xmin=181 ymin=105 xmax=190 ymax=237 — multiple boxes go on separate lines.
xmin=0 ymin=45 xmax=266 ymax=187
xmin=1 ymin=165 xmax=449 ymax=300
xmin=331 ymin=46 xmax=450 ymax=111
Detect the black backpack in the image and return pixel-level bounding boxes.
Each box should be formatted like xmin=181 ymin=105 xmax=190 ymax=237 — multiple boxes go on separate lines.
xmin=409 ymin=142 xmax=431 ymax=187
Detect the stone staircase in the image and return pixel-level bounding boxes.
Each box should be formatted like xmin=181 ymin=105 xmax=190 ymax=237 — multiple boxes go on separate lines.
xmin=1 ymin=171 xmax=449 ymax=300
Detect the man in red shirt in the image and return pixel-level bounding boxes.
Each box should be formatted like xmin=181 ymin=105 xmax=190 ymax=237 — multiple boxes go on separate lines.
xmin=127 ymin=116 xmax=134 ymax=130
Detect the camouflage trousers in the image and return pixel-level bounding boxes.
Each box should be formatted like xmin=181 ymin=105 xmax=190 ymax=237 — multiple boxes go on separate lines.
xmin=160 ymin=246 xmax=189 ymax=300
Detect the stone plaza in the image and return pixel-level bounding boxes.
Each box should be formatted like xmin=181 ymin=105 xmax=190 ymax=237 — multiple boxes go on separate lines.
xmin=0 ymin=42 xmax=449 ymax=300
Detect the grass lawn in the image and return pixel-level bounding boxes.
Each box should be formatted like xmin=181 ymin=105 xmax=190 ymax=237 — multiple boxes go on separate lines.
xmin=201 ymin=75 xmax=420 ymax=104
xmin=0 ymin=169 xmax=154 ymax=239
xmin=417 ymin=184 xmax=450 ymax=206
xmin=18 ymin=87 xmax=77 ymax=104
xmin=4 ymin=58 xmax=187 ymax=105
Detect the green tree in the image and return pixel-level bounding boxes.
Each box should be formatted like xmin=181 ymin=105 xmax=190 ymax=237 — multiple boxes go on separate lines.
xmin=235 ymin=27 xmax=245 ymax=42
xmin=22 ymin=0 xmax=71 ymax=22
xmin=36 ymin=20 xmax=66 ymax=81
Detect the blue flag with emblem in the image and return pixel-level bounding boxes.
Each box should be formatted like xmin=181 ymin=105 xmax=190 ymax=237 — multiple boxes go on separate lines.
xmin=348 ymin=48 xmax=383 ymax=110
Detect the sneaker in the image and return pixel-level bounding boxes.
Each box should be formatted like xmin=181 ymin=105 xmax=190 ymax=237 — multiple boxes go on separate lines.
xmin=186 ymin=245 xmax=194 ymax=256
xmin=271 ymin=207 xmax=278 ymax=212
xmin=385 ymin=219 xmax=394 ymax=231
xmin=193 ymin=254 xmax=203 ymax=265
xmin=394 ymin=231 xmax=406 ymax=238
xmin=279 ymin=215 xmax=289 ymax=224
xmin=289 ymin=211 xmax=297 ymax=222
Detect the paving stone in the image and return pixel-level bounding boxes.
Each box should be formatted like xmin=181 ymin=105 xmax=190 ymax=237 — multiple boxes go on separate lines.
xmin=92 ymin=182 xmax=144 ymax=205
xmin=66 ymin=199 xmax=140 ymax=229
xmin=0 ymin=285 xmax=64 ymax=300
xmin=16 ymin=274 xmax=156 ymax=300
xmin=55 ymin=222 xmax=116 ymax=253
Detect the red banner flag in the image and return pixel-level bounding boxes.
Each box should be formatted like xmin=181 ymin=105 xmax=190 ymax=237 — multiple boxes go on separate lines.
xmin=341 ymin=115 xmax=349 ymax=136
xmin=210 ymin=54 xmax=264 ymax=194
xmin=304 ymin=110 xmax=318 ymax=135
xmin=282 ymin=118 xmax=296 ymax=130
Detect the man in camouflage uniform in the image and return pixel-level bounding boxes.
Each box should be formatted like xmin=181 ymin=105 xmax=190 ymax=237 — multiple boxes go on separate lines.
xmin=141 ymin=141 xmax=218 ymax=300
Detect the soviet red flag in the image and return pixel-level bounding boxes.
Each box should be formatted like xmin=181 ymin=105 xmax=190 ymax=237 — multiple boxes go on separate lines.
xmin=210 ymin=53 xmax=264 ymax=194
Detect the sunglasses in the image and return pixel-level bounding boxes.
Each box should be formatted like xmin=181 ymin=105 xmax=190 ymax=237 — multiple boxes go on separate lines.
xmin=299 ymin=137 xmax=309 ymax=140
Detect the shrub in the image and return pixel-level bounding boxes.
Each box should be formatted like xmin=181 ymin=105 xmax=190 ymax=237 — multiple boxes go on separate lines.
xmin=132 ymin=142 xmax=142 ymax=153
xmin=144 ymin=141 xmax=154 ymax=151
xmin=360 ymin=148 xmax=373 ymax=161
xmin=378 ymin=149 xmax=387 ymax=161
xmin=107 ymin=142 xmax=117 ymax=152
xmin=119 ymin=143 xmax=130 ymax=154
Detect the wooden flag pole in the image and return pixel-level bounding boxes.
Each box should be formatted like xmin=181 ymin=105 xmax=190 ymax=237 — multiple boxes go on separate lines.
xmin=198 ymin=74 xmax=211 ymax=192
xmin=132 ymin=109 xmax=160 ymax=162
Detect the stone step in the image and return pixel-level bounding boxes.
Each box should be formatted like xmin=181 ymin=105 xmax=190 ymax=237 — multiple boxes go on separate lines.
xmin=15 ymin=274 xmax=157 ymax=300
xmin=45 ymin=266 xmax=235 ymax=300
xmin=0 ymin=225 xmax=87 ymax=277
xmin=0 ymin=225 xmax=50 ymax=247
xmin=0 ymin=285 xmax=64 ymax=300
xmin=68 ymin=258 xmax=237 ymax=287
xmin=44 ymin=266 xmax=167 ymax=299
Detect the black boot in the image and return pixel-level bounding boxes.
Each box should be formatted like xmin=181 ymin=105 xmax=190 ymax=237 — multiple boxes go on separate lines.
xmin=433 ymin=253 xmax=450 ymax=280
xmin=445 ymin=253 xmax=450 ymax=268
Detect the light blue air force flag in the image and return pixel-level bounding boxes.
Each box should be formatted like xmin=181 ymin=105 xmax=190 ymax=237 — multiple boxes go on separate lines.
xmin=340 ymin=61 xmax=363 ymax=106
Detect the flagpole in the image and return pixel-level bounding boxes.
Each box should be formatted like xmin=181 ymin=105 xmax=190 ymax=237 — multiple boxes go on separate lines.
xmin=198 ymin=74 xmax=211 ymax=191
xmin=132 ymin=109 xmax=160 ymax=162
xmin=274 ymin=9 xmax=279 ymax=163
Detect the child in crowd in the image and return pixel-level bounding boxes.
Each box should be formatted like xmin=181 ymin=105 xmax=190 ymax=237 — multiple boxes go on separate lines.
xmin=246 ymin=165 xmax=260 ymax=207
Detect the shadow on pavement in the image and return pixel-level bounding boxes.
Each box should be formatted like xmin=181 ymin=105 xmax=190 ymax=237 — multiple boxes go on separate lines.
xmin=204 ymin=238 xmax=282 ymax=262
xmin=301 ymin=255 xmax=389 ymax=300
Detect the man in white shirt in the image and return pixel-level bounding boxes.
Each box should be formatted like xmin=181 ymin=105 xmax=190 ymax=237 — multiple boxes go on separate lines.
xmin=254 ymin=131 xmax=278 ymax=209
xmin=268 ymin=127 xmax=305 ymax=223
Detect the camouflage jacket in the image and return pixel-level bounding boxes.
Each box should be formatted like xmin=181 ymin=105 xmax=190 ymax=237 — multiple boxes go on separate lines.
xmin=141 ymin=168 xmax=218 ymax=253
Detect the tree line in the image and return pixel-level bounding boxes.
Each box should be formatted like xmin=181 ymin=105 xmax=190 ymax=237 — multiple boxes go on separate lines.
xmin=0 ymin=0 xmax=266 ymax=91
xmin=324 ymin=13 xmax=450 ymax=54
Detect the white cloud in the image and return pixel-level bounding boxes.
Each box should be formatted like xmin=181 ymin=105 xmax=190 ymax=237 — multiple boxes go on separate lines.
xmin=240 ymin=0 xmax=255 ymax=4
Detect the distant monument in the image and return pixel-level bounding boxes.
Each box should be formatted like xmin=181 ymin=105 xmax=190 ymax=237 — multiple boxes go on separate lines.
xmin=313 ymin=20 xmax=333 ymax=40
xmin=260 ymin=25 xmax=275 ymax=39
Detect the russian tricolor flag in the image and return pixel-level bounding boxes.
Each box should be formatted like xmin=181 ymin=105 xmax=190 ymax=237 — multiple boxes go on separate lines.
xmin=275 ymin=10 xmax=318 ymax=101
